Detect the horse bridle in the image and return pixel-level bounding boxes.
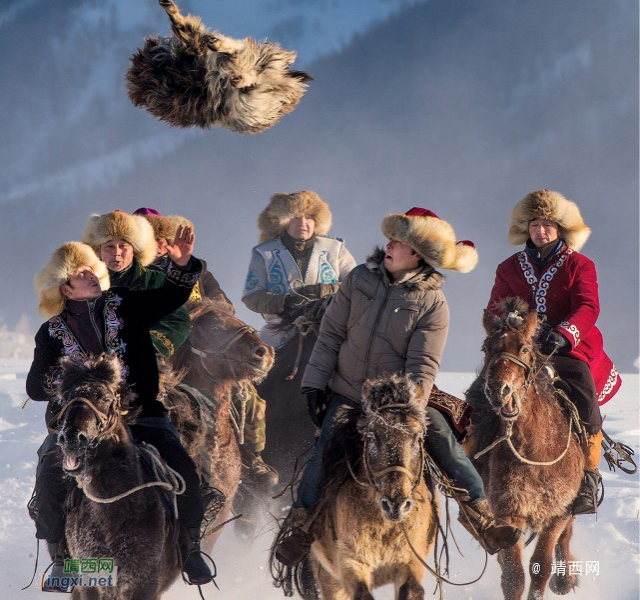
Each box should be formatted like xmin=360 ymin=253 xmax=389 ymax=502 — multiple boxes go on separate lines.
xmin=360 ymin=404 xmax=425 ymax=495
xmin=53 ymin=394 xmax=124 ymax=442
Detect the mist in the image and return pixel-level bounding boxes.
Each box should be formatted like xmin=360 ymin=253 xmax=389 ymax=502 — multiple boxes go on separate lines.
xmin=0 ymin=0 xmax=637 ymax=372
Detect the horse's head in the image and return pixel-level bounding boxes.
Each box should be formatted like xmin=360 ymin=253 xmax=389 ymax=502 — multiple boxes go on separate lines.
xmin=53 ymin=354 xmax=132 ymax=477
xmin=481 ymin=297 xmax=539 ymax=420
xmin=182 ymin=298 xmax=274 ymax=382
xmin=358 ymin=374 xmax=427 ymax=522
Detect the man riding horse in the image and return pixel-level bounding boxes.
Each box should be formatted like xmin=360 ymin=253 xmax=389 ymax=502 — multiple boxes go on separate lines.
xmin=241 ymin=190 xmax=357 ymax=349
xmin=133 ymin=206 xmax=279 ymax=490
xmin=27 ymin=226 xmax=214 ymax=591
xmin=274 ymin=207 xmax=523 ymax=567
xmin=487 ymin=189 xmax=622 ymax=515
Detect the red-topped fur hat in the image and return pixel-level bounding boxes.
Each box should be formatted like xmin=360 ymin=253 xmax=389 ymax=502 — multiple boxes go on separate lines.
xmin=381 ymin=207 xmax=478 ymax=273
xmin=508 ymin=189 xmax=591 ymax=251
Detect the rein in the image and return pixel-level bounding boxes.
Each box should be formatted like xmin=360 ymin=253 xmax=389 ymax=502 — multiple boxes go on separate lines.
xmin=53 ymin=395 xmax=125 ymax=442
xmin=476 ymin=351 xmax=575 ymax=465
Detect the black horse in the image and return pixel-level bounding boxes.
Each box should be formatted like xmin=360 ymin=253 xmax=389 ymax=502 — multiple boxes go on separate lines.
xmin=55 ymin=355 xmax=181 ymax=599
xmin=258 ymin=297 xmax=331 ymax=496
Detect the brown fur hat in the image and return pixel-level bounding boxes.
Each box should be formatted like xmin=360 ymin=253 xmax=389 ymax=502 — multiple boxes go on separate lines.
xmin=257 ymin=191 xmax=332 ymax=242
xmin=381 ymin=207 xmax=479 ymax=273
xmin=508 ymin=189 xmax=591 ymax=251
xmin=143 ymin=214 xmax=194 ymax=244
xmin=82 ymin=211 xmax=157 ymax=267
xmin=35 ymin=242 xmax=110 ymax=319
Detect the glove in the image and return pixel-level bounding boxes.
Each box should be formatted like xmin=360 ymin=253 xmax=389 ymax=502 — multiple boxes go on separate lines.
xmin=540 ymin=330 xmax=568 ymax=355
xmin=281 ymin=293 xmax=306 ymax=318
xmin=302 ymin=387 xmax=328 ymax=428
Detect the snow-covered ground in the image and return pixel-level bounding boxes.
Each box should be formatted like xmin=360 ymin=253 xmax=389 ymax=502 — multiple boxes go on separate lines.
xmin=1 ymin=361 xmax=638 ymax=599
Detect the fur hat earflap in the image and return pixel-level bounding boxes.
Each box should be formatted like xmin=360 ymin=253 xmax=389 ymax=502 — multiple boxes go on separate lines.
xmin=381 ymin=207 xmax=479 ymax=273
xmin=82 ymin=211 xmax=157 ymax=267
xmin=508 ymin=189 xmax=591 ymax=251
xmin=35 ymin=242 xmax=110 ymax=319
xmin=257 ymin=191 xmax=332 ymax=242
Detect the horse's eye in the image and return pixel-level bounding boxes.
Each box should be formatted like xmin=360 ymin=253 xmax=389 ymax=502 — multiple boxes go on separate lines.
xmin=521 ymin=347 xmax=531 ymax=354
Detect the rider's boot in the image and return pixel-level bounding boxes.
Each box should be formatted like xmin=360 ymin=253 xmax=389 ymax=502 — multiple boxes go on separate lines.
xmin=179 ymin=526 xmax=214 ymax=585
xmin=572 ymin=430 xmax=604 ymax=515
xmin=243 ymin=451 xmax=280 ymax=491
xmin=274 ymin=507 xmax=314 ymax=567
xmin=458 ymin=499 xmax=523 ymax=555
xmin=42 ymin=541 xmax=71 ymax=593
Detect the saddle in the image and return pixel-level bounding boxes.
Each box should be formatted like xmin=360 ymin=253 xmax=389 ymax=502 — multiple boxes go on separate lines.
xmin=428 ymin=385 xmax=473 ymax=437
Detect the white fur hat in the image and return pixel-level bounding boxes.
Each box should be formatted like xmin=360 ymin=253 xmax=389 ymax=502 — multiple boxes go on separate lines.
xmin=35 ymin=242 xmax=110 ymax=318
xmin=257 ymin=191 xmax=332 ymax=243
xmin=381 ymin=207 xmax=478 ymax=273
xmin=82 ymin=210 xmax=157 ymax=267
xmin=508 ymin=189 xmax=591 ymax=251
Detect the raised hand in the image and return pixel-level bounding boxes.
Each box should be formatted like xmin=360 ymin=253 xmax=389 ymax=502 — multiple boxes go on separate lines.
xmin=165 ymin=224 xmax=195 ymax=267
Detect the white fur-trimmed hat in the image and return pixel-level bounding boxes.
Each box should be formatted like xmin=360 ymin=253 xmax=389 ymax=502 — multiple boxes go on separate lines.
xmin=508 ymin=189 xmax=591 ymax=251
xmin=82 ymin=210 xmax=157 ymax=267
xmin=35 ymin=242 xmax=110 ymax=318
xmin=381 ymin=207 xmax=478 ymax=273
xmin=132 ymin=207 xmax=194 ymax=244
xmin=257 ymin=191 xmax=332 ymax=243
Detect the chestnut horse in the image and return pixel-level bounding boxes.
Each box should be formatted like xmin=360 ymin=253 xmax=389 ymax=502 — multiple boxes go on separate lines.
xmin=165 ymin=298 xmax=275 ymax=543
xmin=464 ymin=297 xmax=585 ymax=600
xmin=274 ymin=373 xmax=438 ymax=600
xmin=55 ymin=355 xmax=181 ymax=599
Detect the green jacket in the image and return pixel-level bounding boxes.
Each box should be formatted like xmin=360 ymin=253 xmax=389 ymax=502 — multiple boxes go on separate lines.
xmin=109 ymin=258 xmax=191 ymax=358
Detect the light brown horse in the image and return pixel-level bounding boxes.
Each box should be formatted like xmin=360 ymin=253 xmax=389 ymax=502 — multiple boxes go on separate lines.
xmin=287 ymin=374 xmax=438 ymax=600
xmin=464 ymin=297 xmax=585 ymax=600
xmin=164 ymin=298 xmax=274 ymax=544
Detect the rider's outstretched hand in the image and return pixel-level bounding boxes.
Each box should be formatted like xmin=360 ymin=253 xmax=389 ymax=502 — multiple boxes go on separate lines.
xmin=166 ymin=224 xmax=195 ymax=267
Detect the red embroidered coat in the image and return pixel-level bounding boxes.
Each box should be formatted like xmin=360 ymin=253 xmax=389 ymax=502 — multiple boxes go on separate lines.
xmin=488 ymin=247 xmax=621 ymax=405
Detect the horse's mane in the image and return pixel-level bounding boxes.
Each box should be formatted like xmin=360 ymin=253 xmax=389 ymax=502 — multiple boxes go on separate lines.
xmin=186 ymin=296 xmax=236 ymax=322
xmin=320 ymin=374 xmax=427 ymax=499
xmin=54 ymin=354 xmax=140 ymax=423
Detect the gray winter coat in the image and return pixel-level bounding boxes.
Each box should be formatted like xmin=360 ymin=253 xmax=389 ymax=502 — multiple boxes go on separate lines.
xmin=302 ymin=248 xmax=449 ymax=403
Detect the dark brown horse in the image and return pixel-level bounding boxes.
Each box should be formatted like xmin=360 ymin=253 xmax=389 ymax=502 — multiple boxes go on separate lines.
xmin=464 ymin=297 xmax=585 ymax=600
xmin=55 ymin=355 xmax=180 ymax=599
xmin=275 ymin=373 xmax=438 ymax=600
xmin=165 ymin=298 xmax=275 ymax=543
xmin=258 ymin=297 xmax=330 ymax=494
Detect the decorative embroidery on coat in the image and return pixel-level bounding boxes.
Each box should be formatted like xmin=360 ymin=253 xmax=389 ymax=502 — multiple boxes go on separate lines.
xmin=598 ymin=367 xmax=620 ymax=403
xmin=48 ymin=316 xmax=86 ymax=362
xmin=266 ymin=250 xmax=290 ymax=294
xmin=103 ymin=293 xmax=129 ymax=378
xmin=244 ymin=269 xmax=259 ymax=292
xmin=151 ymin=330 xmax=175 ymax=357
xmin=317 ymin=250 xmax=339 ymax=284
xmin=517 ymin=250 xmax=572 ymax=315
xmin=165 ymin=262 xmax=200 ymax=287
xmin=558 ymin=320 xmax=580 ymax=346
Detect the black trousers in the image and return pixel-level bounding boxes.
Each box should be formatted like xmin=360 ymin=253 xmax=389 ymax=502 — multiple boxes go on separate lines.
xmin=33 ymin=417 xmax=203 ymax=543
xmin=552 ymin=355 xmax=602 ymax=435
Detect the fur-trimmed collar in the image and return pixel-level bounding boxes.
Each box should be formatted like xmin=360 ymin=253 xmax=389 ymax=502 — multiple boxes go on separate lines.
xmin=365 ymin=247 xmax=445 ymax=290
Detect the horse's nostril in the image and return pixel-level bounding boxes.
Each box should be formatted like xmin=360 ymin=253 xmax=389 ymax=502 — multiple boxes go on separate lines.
xmin=77 ymin=432 xmax=88 ymax=444
xmin=58 ymin=433 xmax=66 ymax=445
xmin=402 ymin=499 xmax=413 ymax=513
xmin=255 ymin=346 xmax=265 ymax=358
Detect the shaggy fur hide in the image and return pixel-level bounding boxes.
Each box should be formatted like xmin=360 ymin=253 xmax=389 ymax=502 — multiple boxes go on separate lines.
xmin=126 ymin=0 xmax=312 ymax=133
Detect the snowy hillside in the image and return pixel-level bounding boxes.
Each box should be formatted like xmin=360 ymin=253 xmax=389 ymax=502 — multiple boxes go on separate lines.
xmin=1 ymin=360 xmax=638 ymax=599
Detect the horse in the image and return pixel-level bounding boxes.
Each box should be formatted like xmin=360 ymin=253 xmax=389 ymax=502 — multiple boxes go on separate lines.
xmin=126 ymin=0 xmax=312 ymax=133
xmin=464 ymin=297 xmax=585 ymax=600
xmin=54 ymin=354 xmax=181 ymax=599
xmin=274 ymin=373 xmax=438 ymax=600
xmin=257 ymin=297 xmax=330 ymax=496
xmin=165 ymin=298 xmax=275 ymax=543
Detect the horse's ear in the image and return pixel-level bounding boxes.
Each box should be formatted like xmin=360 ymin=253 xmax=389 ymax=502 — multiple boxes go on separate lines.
xmin=482 ymin=309 xmax=498 ymax=335
xmin=361 ymin=379 xmax=373 ymax=401
xmin=524 ymin=311 xmax=538 ymax=340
